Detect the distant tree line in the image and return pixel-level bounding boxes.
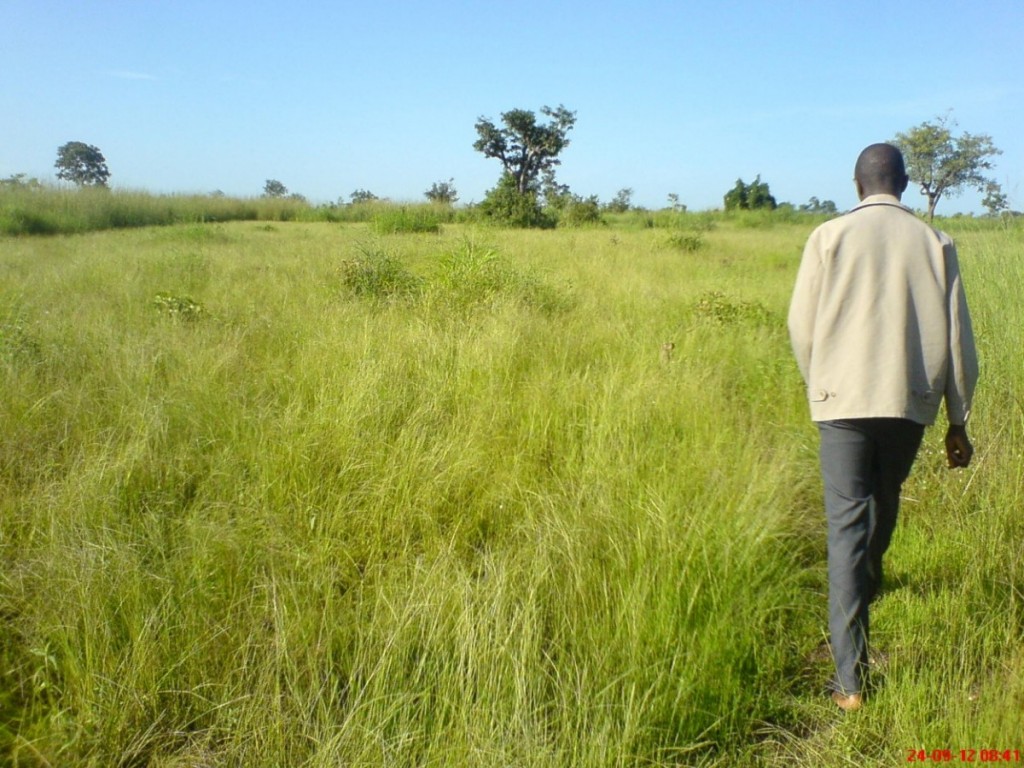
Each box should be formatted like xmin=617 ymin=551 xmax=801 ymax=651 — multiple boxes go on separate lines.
xmin=20 ymin=113 xmax=1010 ymax=230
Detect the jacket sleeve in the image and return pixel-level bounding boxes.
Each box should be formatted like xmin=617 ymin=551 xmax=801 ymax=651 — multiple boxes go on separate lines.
xmin=788 ymin=230 xmax=823 ymax=384
xmin=943 ymin=242 xmax=979 ymax=425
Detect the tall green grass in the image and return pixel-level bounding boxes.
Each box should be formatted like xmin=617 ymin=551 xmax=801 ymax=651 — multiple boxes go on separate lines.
xmin=0 ymin=185 xmax=322 ymax=235
xmin=0 ymin=185 xmax=472 ymax=236
xmin=1 ymin=217 xmax=1020 ymax=765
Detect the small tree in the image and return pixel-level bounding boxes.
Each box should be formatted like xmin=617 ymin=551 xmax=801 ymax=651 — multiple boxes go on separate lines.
xmin=54 ymin=142 xmax=110 ymax=187
xmin=350 ymin=189 xmax=378 ymax=204
xmin=263 ymin=179 xmax=288 ymax=198
xmin=723 ymin=179 xmax=748 ymax=211
xmin=1 ymin=173 xmax=43 ymax=190
xmin=746 ymin=176 xmax=777 ymax=210
xmin=425 ymin=178 xmax=458 ymax=205
xmin=799 ymin=196 xmax=837 ymax=215
xmin=723 ymin=176 xmax=776 ymax=211
xmin=893 ymin=113 xmax=1002 ymax=221
xmin=473 ymin=105 xmax=576 ymax=196
xmin=605 ymin=188 xmax=633 ymax=213
xmin=981 ymin=181 xmax=1008 ymax=217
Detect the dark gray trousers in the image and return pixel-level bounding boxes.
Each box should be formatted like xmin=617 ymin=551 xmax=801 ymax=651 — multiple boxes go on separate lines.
xmin=817 ymin=418 xmax=925 ymax=694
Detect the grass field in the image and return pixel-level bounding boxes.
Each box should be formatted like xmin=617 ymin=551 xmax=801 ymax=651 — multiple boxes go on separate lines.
xmin=1 ymin=212 xmax=1021 ymax=766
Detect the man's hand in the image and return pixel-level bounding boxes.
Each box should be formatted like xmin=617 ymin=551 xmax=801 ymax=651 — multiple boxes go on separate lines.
xmin=945 ymin=424 xmax=974 ymax=468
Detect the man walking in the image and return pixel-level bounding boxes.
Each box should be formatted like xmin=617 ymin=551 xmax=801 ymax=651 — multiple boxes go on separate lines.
xmin=788 ymin=143 xmax=979 ymax=711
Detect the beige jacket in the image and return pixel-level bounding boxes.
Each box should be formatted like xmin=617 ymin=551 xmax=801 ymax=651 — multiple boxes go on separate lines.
xmin=788 ymin=194 xmax=978 ymax=425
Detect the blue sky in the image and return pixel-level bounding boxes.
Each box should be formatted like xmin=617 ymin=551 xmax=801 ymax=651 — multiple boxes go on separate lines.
xmin=3 ymin=0 xmax=1022 ymax=213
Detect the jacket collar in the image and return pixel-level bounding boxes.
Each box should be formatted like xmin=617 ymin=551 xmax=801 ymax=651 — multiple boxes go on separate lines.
xmin=851 ymin=193 xmax=912 ymax=213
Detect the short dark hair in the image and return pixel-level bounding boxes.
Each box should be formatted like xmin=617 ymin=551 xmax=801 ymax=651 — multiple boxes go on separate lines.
xmin=855 ymin=143 xmax=907 ymax=193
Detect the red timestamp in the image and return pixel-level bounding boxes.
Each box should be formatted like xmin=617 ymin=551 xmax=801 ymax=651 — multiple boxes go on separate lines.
xmin=907 ymin=750 xmax=1022 ymax=763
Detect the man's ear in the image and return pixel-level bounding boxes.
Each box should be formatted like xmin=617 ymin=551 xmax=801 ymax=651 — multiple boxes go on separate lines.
xmin=898 ymin=174 xmax=909 ymax=194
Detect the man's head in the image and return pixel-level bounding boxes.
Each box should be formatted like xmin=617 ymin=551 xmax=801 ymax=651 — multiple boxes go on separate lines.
xmin=854 ymin=143 xmax=909 ymax=200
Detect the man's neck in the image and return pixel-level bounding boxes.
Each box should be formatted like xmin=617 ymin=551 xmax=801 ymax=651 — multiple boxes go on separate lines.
xmin=859 ymin=188 xmax=902 ymax=201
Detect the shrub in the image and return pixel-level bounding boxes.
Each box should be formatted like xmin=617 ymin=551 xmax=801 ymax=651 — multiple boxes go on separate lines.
xmin=372 ymin=206 xmax=444 ymax=235
xmin=152 ymin=293 xmax=206 ymax=322
xmin=477 ymin=174 xmax=553 ymax=228
xmin=557 ymin=195 xmax=604 ymax=228
xmin=728 ymin=207 xmax=802 ymax=229
xmin=665 ymin=232 xmax=704 ymax=252
xmin=429 ymin=239 xmax=573 ymax=315
xmin=0 ymin=208 xmax=60 ymax=236
xmin=338 ymin=246 xmax=422 ymax=301
xmin=693 ymin=291 xmax=775 ymax=326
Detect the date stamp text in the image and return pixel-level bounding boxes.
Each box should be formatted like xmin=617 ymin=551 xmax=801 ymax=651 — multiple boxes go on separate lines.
xmin=907 ymin=750 xmax=1021 ymax=763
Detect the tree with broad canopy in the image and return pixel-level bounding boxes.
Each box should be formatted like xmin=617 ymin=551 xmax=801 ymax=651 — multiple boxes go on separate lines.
xmin=54 ymin=142 xmax=110 ymax=187
xmin=473 ymin=105 xmax=576 ymax=196
xmin=893 ymin=113 xmax=1002 ymax=221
